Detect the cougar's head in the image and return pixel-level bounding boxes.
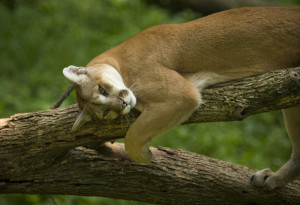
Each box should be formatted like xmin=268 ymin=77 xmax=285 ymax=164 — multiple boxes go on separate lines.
xmin=63 ymin=65 xmax=136 ymax=131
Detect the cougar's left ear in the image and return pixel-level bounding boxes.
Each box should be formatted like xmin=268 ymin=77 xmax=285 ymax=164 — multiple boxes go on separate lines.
xmin=72 ymin=108 xmax=91 ymax=131
xmin=63 ymin=65 xmax=89 ymax=85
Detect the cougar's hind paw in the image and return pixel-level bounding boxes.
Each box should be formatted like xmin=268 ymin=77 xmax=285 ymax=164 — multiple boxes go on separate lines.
xmin=251 ymin=168 xmax=280 ymax=191
xmin=251 ymin=168 xmax=272 ymax=187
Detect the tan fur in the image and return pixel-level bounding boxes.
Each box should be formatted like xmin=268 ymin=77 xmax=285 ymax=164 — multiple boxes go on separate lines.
xmin=63 ymin=7 xmax=300 ymax=190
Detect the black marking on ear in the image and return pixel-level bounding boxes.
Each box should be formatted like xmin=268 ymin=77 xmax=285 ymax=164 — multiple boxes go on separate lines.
xmin=71 ymin=66 xmax=87 ymax=75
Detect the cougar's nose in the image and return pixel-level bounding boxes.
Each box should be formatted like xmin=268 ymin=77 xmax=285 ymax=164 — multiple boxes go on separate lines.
xmin=121 ymin=100 xmax=127 ymax=108
xmin=119 ymin=89 xmax=129 ymax=98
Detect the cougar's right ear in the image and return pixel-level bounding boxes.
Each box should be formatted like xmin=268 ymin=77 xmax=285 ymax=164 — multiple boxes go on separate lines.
xmin=72 ymin=108 xmax=91 ymax=131
xmin=63 ymin=65 xmax=89 ymax=85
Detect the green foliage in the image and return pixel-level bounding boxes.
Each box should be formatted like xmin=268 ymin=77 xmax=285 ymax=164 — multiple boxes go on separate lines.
xmin=0 ymin=0 xmax=297 ymax=204
xmin=0 ymin=195 xmax=150 ymax=205
xmin=0 ymin=0 xmax=196 ymax=118
xmin=153 ymin=111 xmax=291 ymax=171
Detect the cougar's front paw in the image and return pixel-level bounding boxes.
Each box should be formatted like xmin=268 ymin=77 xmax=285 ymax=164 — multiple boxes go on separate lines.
xmin=125 ymin=145 xmax=153 ymax=164
xmin=251 ymin=168 xmax=281 ymax=191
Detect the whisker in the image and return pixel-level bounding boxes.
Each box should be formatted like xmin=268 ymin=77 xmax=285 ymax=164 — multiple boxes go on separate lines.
xmin=129 ymin=79 xmax=140 ymax=90
xmin=86 ymin=96 xmax=97 ymax=106
xmin=130 ymin=82 xmax=144 ymax=91
xmin=131 ymin=86 xmax=142 ymax=93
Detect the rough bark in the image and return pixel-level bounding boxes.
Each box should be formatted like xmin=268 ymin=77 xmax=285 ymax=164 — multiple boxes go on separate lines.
xmin=0 ymin=67 xmax=300 ymax=204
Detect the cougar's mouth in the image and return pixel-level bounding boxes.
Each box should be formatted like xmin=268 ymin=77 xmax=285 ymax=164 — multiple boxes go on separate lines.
xmin=119 ymin=94 xmax=136 ymax=115
xmin=120 ymin=99 xmax=131 ymax=115
xmin=120 ymin=99 xmax=128 ymax=109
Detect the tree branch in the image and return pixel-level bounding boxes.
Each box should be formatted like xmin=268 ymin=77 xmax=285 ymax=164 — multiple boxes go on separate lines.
xmin=0 ymin=67 xmax=300 ymax=204
xmin=50 ymin=84 xmax=75 ymax=109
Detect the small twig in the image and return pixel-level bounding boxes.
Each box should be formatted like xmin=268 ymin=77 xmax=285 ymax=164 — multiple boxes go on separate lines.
xmin=49 ymin=195 xmax=59 ymax=205
xmin=50 ymin=84 xmax=75 ymax=109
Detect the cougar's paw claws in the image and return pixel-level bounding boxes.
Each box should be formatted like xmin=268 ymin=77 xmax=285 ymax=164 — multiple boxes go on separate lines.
xmin=251 ymin=168 xmax=278 ymax=191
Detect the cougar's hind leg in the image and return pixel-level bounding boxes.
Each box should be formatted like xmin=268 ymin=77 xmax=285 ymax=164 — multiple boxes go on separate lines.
xmin=251 ymin=106 xmax=300 ymax=190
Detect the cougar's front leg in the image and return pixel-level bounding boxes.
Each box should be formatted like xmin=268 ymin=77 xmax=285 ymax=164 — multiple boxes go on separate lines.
xmin=251 ymin=106 xmax=300 ymax=190
xmin=125 ymin=74 xmax=201 ymax=163
xmin=125 ymin=102 xmax=198 ymax=163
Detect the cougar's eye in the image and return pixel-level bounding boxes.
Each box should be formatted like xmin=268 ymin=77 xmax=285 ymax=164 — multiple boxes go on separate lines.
xmin=98 ymin=85 xmax=108 ymax=96
xmin=103 ymin=109 xmax=109 ymax=117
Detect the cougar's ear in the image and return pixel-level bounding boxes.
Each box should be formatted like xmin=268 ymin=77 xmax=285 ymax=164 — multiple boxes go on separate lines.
xmin=63 ymin=65 xmax=89 ymax=85
xmin=72 ymin=108 xmax=91 ymax=131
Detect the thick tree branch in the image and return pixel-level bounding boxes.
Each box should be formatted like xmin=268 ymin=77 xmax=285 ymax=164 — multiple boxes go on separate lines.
xmin=1 ymin=143 xmax=300 ymax=204
xmin=0 ymin=67 xmax=300 ymax=204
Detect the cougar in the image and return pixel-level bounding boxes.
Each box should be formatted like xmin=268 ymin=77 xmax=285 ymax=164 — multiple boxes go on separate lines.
xmin=63 ymin=7 xmax=300 ymax=190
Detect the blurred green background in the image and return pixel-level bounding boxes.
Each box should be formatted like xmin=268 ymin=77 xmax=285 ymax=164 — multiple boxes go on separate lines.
xmin=0 ymin=0 xmax=299 ymax=204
